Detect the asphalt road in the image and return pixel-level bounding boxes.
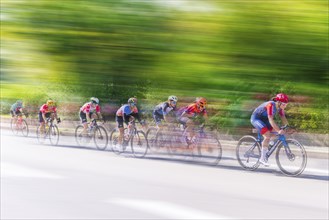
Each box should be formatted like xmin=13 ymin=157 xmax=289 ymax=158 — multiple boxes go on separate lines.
xmin=1 ymin=128 xmax=328 ymax=219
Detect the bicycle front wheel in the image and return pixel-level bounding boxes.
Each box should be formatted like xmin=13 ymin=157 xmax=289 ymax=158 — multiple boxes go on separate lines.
xmin=49 ymin=125 xmax=59 ymax=145
xmin=197 ymin=132 xmax=222 ymax=166
xmin=276 ymin=139 xmax=307 ymax=176
xmin=131 ymin=130 xmax=148 ymax=158
xmin=236 ymin=135 xmax=261 ymax=170
xmin=93 ymin=126 xmax=108 ymax=150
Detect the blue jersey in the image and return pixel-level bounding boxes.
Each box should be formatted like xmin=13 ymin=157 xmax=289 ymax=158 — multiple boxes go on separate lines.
xmin=252 ymin=101 xmax=284 ymax=119
xmin=116 ymin=104 xmax=138 ymax=117
xmin=10 ymin=103 xmax=23 ymax=112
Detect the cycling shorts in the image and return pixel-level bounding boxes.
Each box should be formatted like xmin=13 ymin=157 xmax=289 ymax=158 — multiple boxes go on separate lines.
xmin=153 ymin=111 xmax=164 ymax=126
xmin=79 ymin=111 xmax=93 ymax=124
xmin=38 ymin=112 xmax=51 ymax=123
xmin=250 ymin=115 xmax=273 ymax=135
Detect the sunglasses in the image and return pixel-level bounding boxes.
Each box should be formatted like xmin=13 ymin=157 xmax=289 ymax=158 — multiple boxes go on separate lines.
xmin=170 ymin=101 xmax=177 ymax=105
xmin=281 ymin=102 xmax=288 ymax=107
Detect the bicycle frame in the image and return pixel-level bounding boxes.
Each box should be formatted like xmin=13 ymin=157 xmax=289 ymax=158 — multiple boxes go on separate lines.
xmin=255 ymin=132 xmax=290 ymax=159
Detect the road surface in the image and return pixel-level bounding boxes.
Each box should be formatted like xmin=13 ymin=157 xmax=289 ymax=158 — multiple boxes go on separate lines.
xmin=1 ymin=128 xmax=328 ymax=219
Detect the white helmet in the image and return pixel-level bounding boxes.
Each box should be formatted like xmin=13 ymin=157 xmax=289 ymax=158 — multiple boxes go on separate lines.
xmin=168 ymin=95 xmax=178 ymax=102
xmin=90 ymin=97 xmax=99 ymax=104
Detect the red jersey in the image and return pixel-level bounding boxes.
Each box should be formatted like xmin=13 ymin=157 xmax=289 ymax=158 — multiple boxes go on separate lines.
xmin=40 ymin=104 xmax=57 ymax=114
xmin=80 ymin=102 xmax=101 ymax=114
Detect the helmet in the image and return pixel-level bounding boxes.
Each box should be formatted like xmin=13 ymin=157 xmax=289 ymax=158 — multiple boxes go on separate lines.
xmin=168 ymin=95 xmax=178 ymax=102
xmin=90 ymin=97 xmax=99 ymax=104
xmin=46 ymin=100 xmax=55 ymax=106
xmin=196 ymin=97 xmax=207 ymax=107
xmin=16 ymin=100 xmax=23 ymax=104
xmin=275 ymin=93 xmax=288 ymax=103
xmin=128 ymin=97 xmax=137 ymax=104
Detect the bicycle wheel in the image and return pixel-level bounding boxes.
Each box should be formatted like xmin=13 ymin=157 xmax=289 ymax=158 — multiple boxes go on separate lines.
xmin=168 ymin=130 xmax=185 ymax=157
xmin=75 ymin=125 xmax=93 ymax=146
xmin=236 ymin=135 xmax=261 ymax=170
xmin=93 ymin=126 xmax=108 ymax=150
xmin=49 ymin=125 xmax=59 ymax=145
xmin=10 ymin=118 xmax=19 ymax=135
xmin=36 ymin=126 xmax=47 ymax=144
xmin=131 ymin=130 xmax=148 ymax=158
xmin=146 ymin=127 xmax=160 ymax=153
xmin=20 ymin=119 xmax=29 ymax=137
xmin=276 ymin=139 xmax=307 ymax=176
xmin=110 ymin=128 xmax=124 ymax=154
xmin=197 ymin=131 xmax=222 ymax=166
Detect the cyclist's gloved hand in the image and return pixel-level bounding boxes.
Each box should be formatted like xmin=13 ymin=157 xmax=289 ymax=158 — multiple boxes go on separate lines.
xmin=57 ymin=118 xmax=61 ymax=124
xmin=278 ymin=129 xmax=285 ymax=135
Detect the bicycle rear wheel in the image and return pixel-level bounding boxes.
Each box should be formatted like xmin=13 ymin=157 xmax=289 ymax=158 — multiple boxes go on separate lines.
xmin=146 ymin=127 xmax=160 ymax=153
xmin=276 ymin=139 xmax=307 ymax=176
xmin=36 ymin=126 xmax=47 ymax=144
xmin=75 ymin=125 xmax=87 ymax=146
xmin=110 ymin=128 xmax=124 ymax=154
xmin=49 ymin=125 xmax=59 ymax=145
xmin=20 ymin=119 xmax=29 ymax=137
xmin=197 ymin=132 xmax=222 ymax=166
xmin=10 ymin=118 xmax=19 ymax=135
xmin=93 ymin=126 xmax=108 ymax=150
xmin=236 ymin=135 xmax=261 ymax=170
xmin=131 ymin=130 xmax=148 ymax=158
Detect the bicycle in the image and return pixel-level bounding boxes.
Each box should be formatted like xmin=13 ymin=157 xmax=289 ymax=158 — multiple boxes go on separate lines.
xmin=36 ymin=117 xmax=60 ymax=145
xmin=10 ymin=113 xmax=29 ymax=137
xmin=145 ymin=121 xmax=173 ymax=155
xmin=110 ymin=119 xmax=148 ymax=158
xmin=236 ymin=126 xmax=307 ymax=176
xmin=75 ymin=119 xmax=108 ymax=150
xmin=169 ymin=124 xmax=222 ymax=166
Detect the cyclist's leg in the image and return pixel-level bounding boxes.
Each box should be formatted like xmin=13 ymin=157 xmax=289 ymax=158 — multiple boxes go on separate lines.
xmin=80 ymin=111 xmax=88 ymax=134
xmin=38 ymin=112 xmax=46 ymax=133
xmin=153 ymin=112 xmax=163 ymax=131
xmin=186 ymin=118 xmax=196 ymax=141
xmin=116 ymin=116 xmax=124 ymax=145
xmin=251 ymin=117 xmax=271 ymax=165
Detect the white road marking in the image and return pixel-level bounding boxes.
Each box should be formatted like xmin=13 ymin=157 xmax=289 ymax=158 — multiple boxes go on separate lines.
xmin=108 ymin=198 xmax=230 ymax=219
xmin=1 ymin=162 xmax=64 ymax=179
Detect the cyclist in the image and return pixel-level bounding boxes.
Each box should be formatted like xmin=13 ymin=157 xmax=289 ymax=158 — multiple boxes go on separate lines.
xmin=177 ymin=97 xmax=208 ymax=144
xmin=38 ymin=100 xmax=60 ymax=134
xmin=116 ymin=97 xmax=144 ymax=146
xmin=10 ymin=100 xmax=24 ymax=117
xmin=152 ymin=95 xmax=178 ymax=129
xmin=251 ymin=93 xmax=289 ymax=166
xmin=79 ymin=97 xmax=103 ymax=134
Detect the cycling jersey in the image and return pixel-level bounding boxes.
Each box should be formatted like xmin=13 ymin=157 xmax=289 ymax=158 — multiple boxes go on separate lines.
xmin=39 ymin=104 xmax=57 ymax=114
xmin=251 ymin=101 xmax=284 ymax=119
xmin=251 ymin=101 xmax=285 ymax=134
xmin=177 ymin=103 xmax=207 ymax=118
xmin=10 ymin=103 xmax=23 ymax=113
xmin=116 ymin=104 xmax=138 ymax=117
xmin=80 ymin=102 xmax=100 ymax=114
xmin=154 ymin=102 xmax=176 ymax=116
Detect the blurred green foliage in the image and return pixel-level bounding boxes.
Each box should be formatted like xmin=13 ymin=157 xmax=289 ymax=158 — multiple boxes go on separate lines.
xmin=1 ymin=0 xmax=328 ymax=133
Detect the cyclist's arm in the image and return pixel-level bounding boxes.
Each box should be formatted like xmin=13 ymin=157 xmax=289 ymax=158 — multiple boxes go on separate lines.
xmin=280 ymin=114 xmax=288 ymax=126
xmin=96 ymin=112 xmax=103 ymax=121
xmin=268 ymin=115 xmax=281 ymax=133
